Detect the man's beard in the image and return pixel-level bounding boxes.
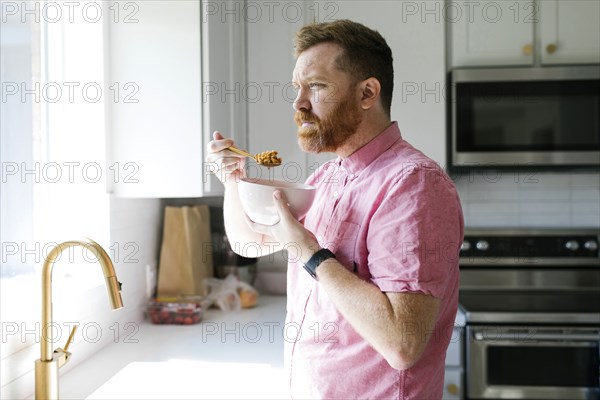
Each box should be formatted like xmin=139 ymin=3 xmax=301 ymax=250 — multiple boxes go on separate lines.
xmin=294 ymin=94 xmax=363 ymax=153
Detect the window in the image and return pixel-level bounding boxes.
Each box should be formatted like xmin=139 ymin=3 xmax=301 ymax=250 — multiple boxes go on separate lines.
xmin=1 ymin=6 xmax=39 ymax=277
xmin=1 ymin=1 xmax=110 ymax=281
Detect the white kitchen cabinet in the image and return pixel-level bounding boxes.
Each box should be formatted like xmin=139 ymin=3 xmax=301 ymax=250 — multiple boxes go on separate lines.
xmin=450 ymin=0 xmax=600 ymax=67
xmin=108 ymin=0 xmax=244 ymax=197
xmin=539 ymin=0 xmax=600 ymax=65
xmin=108 ymin=1 xmax=202 ymax=197
xmin=442 ymin=367 xmax=463 ymax=400
xmin=247 ymin=0 xmax=447 ymax=171
xmin=450 ymin=0 xmax=535 ymax=67
xmin=444 ymin=321 xmax=464 ymax=399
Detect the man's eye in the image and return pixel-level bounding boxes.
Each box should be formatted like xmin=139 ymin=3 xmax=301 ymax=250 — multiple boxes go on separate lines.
xmin=309 ymin=83 xmax=324 ymax=89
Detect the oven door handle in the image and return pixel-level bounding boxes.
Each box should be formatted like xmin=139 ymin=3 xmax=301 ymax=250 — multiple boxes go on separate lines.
xmin=526 ymin=333 xmax=599 ymax=342
xmin=474 ymin=332 xmax=600 ymax=342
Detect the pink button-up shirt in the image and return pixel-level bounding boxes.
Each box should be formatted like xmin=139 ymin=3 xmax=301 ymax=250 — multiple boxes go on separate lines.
xmin=285 ymin=122 xmax=464 ymax=399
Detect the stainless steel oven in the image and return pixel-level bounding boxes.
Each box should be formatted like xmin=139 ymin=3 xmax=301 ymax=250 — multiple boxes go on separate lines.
xmin=449 ymin=66 xmax=600 ymax=169
xmin=459 ymin=229 xmax=600 ymax=400
xmin=467 ymin=325 xmax=599 ymax=399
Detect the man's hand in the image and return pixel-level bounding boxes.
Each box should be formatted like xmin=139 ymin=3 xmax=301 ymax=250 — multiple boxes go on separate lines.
xmin=245 ymin=190 xmax=321 ymax=263
xmin=205 ymin=131 xmax=246 ymax=185
xmin=206 ymin=131 xmax=272 ymax=258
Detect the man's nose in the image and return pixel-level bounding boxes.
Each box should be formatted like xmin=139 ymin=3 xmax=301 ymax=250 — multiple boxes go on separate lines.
xmin=293 ymin=88 xmax=311 ymax=112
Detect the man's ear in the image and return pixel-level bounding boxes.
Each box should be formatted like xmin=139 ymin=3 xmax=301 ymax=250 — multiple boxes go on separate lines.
xmin=359 ymin=77 xmax=381 ymax=110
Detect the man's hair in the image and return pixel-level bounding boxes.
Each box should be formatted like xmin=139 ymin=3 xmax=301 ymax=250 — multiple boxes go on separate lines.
xmin=294 ymin=19 xmax=394 ymax=117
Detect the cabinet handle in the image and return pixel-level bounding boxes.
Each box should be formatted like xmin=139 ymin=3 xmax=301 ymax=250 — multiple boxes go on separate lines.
xmin=447 ymin=383 xmax=459 ymax=396
xmin=546 ymin=43 xmax=558 ymax=54
xmin=522 ymin=43 xmax=533 ymax=55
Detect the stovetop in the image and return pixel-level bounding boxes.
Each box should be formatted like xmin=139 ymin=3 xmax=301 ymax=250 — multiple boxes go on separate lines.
xmin=458 ymin=229 xmax=600 ymax=325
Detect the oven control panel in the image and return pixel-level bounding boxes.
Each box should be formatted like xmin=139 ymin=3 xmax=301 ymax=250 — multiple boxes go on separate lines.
xmin=460 ymin=230 xmax=600 ymax=259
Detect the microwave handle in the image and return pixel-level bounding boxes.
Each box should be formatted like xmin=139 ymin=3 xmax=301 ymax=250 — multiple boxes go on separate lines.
xmin=473 ymin=332 xmax=599 ymax=342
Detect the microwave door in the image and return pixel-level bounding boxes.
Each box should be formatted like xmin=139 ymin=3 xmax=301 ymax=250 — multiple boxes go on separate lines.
xmin=450 ymin=68 xmax=600 ymax=168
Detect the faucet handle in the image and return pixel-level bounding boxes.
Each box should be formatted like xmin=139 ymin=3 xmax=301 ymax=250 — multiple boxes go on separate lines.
xmin=54 ymin=325 xmax=77 ymax=368
xmin=63 ymin=325 xmax=77 ymax=352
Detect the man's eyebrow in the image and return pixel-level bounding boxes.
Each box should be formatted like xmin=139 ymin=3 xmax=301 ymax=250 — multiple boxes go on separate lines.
xmin=293 ymin=74 xmax=328 ymax=85
xmin=306 ymin=75 xmax=328 ymax=82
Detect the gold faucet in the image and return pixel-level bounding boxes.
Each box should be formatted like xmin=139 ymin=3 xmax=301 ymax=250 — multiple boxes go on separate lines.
xmin=35 ymin=239 xmax=123 ymax=400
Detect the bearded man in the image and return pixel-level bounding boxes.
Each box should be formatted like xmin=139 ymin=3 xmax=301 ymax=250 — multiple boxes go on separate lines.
xmin=206 ymin=19 xmax=464 ymax=400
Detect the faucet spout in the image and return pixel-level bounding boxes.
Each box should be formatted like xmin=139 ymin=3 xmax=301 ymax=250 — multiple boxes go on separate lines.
xmin=35 ymin=239 xmax=123 ymax=399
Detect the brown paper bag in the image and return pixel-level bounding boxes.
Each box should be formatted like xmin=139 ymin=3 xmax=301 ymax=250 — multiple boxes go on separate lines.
xmin=157 ymin=205 xmax=214 ymax=297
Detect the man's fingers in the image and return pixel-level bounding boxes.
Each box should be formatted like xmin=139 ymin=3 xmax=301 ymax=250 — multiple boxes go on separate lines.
xmin=208 ymin=139 xmax=234 ymax=153
xmin=273 ymin=190 xmax=296 ymax=222
xmin=224 ymin=158 xmax=242 ymax=171
xmin=244 ymin=212 xmax=279 ymax=235
xmin=208 ymin=131 xmax=236 ymax=153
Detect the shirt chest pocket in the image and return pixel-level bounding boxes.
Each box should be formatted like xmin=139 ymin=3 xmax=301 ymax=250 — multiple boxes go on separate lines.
xmin=325 ymin=221 xmax=359 ymax=271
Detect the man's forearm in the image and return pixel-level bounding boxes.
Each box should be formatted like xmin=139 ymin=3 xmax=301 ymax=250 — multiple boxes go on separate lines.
xmin=315 ymin=258 xmax=439 ymax=370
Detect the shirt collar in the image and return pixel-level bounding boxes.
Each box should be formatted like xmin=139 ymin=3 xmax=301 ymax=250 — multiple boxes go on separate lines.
xmin=336 ymin=122 xmax=402 ymax=175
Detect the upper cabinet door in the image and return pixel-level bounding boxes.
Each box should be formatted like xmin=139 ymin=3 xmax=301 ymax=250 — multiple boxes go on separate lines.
xmin=108 ymin=1 xmax=204 ymax=198
xmin=539 ymin=0 xmax=600 ymax=65
xmin=109 ymin=1 xmax=246 ymax=198
xmin=450 ymin=0 xmax=535 ymax=67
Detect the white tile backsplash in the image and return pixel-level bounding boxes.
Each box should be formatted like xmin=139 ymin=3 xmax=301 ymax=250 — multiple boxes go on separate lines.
xmin=571 ymin=173 xmax=600 ymax=187
xmin=518 ymin=188 xmax=571 ymax=201
xmin=469 ymin=187 xmax=518 ymax=201
xmin=572 ymin=188 xmax=600 ymax=201
xmin=519 ymin=213 xmax=572 ymax=227
xmin=454 ymin=171 xmax=600 ymax=228
xmin=572 ymin=213 xmax=600 ymax=227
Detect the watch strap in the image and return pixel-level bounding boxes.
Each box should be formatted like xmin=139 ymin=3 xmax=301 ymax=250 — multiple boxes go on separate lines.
xmin=303 ymin=248 xmax=336 ymax=279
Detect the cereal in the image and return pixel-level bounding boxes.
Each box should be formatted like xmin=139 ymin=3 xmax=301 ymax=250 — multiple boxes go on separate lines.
xmin=255 ymin=150 xmax=282 ymax=167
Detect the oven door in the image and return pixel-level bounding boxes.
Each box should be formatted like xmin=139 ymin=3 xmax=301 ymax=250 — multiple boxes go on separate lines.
xmin=466 ymin=326 xmax=600 ymax=399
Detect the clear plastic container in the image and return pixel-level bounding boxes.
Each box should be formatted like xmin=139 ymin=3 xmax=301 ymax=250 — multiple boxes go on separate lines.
xmin=147 ymin=297 xmax=204 ymax=325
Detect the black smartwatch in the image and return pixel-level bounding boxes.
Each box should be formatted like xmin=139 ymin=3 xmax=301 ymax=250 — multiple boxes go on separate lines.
xmin=303 ymin=248 xmax=336 ymax=279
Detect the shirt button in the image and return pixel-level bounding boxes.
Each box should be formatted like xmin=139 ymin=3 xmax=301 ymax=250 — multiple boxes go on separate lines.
xmin=333 ymin=191 xmax=338 ymax=198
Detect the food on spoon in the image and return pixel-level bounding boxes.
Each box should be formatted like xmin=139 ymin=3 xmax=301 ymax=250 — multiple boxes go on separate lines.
xmin=255 ymin=150 xmax=282 ymax=167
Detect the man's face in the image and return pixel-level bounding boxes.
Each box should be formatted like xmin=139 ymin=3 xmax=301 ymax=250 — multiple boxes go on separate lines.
xmin=292 ymin=43 xmax=363 ymax=153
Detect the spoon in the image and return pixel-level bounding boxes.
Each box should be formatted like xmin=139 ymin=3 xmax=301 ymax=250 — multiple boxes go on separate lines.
xmin=228 ymin=146 xmax=282 ymax=167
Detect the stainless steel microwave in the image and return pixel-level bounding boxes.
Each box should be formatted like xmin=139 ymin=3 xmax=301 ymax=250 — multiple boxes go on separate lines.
xmin=449 ymin=66 xmax=600 ymax=169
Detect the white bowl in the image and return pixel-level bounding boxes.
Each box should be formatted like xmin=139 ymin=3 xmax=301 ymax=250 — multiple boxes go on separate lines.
xmin=238 ymin=178 xmax=316 ymax=225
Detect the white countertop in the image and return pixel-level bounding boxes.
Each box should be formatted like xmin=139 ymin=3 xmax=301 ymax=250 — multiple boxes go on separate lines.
xmin=59 ymin=294 xmax=466 ymax=399
xmin=60 ymin=295 xmax=288 ymax=399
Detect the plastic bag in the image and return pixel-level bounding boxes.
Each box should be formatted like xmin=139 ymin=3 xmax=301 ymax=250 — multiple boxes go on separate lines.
xmin=203 ymin=274 xmax=259 ymax=312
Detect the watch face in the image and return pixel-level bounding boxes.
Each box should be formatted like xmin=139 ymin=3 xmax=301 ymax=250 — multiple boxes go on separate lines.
xmin=302 ymin=263 xmax=317 ymax=279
